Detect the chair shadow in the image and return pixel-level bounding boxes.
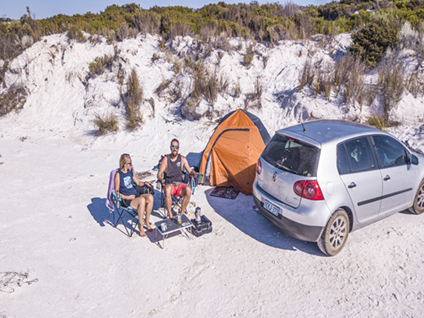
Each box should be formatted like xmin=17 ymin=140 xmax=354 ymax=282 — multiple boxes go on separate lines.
xmin=87 ymin=197 xmax=145 ymax=237
xmin=88 ymin=192 xmax=190 ymax=244
xmin=205 ymin=188 xmax=324 ymax=256
xmin=87 ymin=197 xmax=114 ymax=228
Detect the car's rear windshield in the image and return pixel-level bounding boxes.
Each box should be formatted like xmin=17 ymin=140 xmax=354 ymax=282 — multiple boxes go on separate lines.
xmin=261 ymin=134 xmax=320 ymax=177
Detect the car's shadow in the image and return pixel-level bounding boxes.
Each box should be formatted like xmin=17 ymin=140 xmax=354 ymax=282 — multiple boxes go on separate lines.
xmin=205 ymin=188 xmax=324 ymax=256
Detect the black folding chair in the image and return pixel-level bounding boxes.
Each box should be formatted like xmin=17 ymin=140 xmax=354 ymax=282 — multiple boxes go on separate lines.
xmin=112 ymin=191 xmax=140 ymax=237
xmin=157 ymin=169 xmax=197 ymax=217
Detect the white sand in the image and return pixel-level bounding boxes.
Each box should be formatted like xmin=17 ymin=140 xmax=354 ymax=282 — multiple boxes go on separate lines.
xmin=1 ymin=33 xmax=424 ymax=317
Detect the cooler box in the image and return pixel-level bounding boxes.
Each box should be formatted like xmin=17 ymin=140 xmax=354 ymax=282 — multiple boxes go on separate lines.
xmin=191 ymin=215 xmax=212 ymax=237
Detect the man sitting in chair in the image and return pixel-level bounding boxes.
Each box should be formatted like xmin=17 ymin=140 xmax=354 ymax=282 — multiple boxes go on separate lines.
xmin=158 ymin=138 xmax=198 ymax=218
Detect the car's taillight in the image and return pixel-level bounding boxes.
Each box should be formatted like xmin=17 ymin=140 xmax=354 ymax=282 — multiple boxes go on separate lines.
xmin=256 ymin=158 xmax=262 ymax=175
xmin=293 ymin=180 xmax=324 ymax=200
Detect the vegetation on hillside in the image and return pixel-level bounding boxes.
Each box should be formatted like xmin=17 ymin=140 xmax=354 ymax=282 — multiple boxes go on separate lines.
xmin=1 ymin=0 xmax=424 ymax=129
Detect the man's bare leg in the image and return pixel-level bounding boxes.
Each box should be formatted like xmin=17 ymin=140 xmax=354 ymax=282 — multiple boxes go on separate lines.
xmin=179 ymin=185 xmax=192 ymax=214
xmin=164 ymin=184 xmax=173 ymax=218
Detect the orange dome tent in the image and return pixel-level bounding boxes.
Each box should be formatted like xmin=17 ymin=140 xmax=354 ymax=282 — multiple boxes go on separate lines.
xmin=198 ymin=109 xmax=270 ymax=195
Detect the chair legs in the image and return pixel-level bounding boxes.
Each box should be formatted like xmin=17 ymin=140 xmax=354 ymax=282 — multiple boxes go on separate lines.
xmin=114 ymin=206 xmax=140 ymax=237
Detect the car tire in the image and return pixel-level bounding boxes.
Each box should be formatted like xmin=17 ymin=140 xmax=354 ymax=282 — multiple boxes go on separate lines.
xmin=410 ymin=179 xmax=424 ymax=215
xmin=317 ymin=209 xmax=350 ymax=256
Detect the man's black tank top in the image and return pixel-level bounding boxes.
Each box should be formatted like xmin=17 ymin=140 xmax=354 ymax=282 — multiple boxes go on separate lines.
xmin=166 ymin=154 xmax=182 ymax=184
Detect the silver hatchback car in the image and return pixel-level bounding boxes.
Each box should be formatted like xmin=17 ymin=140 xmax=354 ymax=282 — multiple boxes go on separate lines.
xmin=253 ymin=120 xmax=424 ymax=256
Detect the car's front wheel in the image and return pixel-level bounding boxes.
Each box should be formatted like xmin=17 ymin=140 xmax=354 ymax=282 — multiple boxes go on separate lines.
xmin=317 ymin=209 xmax=350 ymax=256
xmin=410 ymin=179 xmax=424 ymax=215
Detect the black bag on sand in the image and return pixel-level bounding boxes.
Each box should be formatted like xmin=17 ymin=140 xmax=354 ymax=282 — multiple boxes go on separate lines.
xmin=191 ymin=215 xmax=213 ymax=237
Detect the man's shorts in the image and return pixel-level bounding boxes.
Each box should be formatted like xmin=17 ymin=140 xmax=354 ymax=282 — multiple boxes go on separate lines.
xmin=170 ymin=183 xmax=187 ymax=197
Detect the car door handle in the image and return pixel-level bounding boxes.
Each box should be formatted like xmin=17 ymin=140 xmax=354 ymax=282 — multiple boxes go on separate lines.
xmin=348 ymin=182 xmax=356 ymax=188
xmin=383 ymin=175 xmax=390 ymax=181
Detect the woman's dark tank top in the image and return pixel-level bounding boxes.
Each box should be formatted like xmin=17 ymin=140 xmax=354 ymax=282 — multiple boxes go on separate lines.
xmin=166 ymin=154 xmax=182 ymax=184
xmin=118 ymin=169 xmax=137 ymax=196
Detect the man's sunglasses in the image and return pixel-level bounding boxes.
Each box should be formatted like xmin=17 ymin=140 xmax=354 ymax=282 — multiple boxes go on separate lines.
xmin=171 ymin=145 xmax=179 ymax=149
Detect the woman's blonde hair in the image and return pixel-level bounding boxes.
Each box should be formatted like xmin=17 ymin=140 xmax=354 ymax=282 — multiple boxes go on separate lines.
xmin=119 ymin=153 xmax=131 ymax=170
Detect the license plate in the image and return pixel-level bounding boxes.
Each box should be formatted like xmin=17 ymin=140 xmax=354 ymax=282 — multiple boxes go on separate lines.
xmin=263 ymin=199 xmax=281 ymax=217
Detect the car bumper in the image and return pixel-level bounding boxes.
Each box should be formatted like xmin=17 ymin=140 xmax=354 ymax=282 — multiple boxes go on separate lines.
xmin=253 ymin=195 xmax=324 ymax=242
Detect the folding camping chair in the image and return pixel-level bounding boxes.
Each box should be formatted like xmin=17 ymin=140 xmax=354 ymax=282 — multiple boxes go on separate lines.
xmin=158 ymin=169 xmax=197 ymax=218
xmin=111 ymin=191 xmax=140 ymax=237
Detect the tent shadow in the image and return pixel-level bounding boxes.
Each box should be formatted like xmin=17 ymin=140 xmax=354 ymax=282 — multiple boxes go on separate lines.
xmin=186 ymin=152 xmax=202 ymax=168
xmin=205 ymin=188 xmax=324 ymax=256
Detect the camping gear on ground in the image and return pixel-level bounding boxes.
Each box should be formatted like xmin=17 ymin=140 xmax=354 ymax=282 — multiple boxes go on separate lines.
xmin=210 ymin=186 xmax=240 ymax=199
xmin=195 ymin=207 xmax=202 ymax=222
xmin=136 ymin=183 xmax=154 ymax=195
xmin=198 ymin=109 xmax=270 ymax=195
xmin=155 ymin=214 xmax=193 ymax=249
xmin=191 ymin=215 xmax=212 ymax=237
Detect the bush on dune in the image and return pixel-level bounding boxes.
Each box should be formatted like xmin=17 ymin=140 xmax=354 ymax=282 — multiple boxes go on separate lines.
xmin=93 ymin=113 xmax=119 ymax=135
xmin=0 ymin=85 xmax=27 ymax=117
xmin=124 ymin=68 xmax=144 ymax=131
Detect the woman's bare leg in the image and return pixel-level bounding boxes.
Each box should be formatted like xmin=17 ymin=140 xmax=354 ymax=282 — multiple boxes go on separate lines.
xmin=131 ymin=197 xmax=147 ymax=237
xmin=141 ymin=193 xmax=154 ymax=231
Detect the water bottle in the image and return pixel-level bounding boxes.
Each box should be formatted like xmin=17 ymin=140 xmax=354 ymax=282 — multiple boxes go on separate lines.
xmin=116 ymin=192 xmax=120 ymax=209
xmin=195 ymin=207 xmax=201 ymax=223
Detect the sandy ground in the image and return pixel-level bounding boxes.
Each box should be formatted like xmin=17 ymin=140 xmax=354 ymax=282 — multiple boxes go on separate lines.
xmin=1 ymin=134 xmax=424 ymax=318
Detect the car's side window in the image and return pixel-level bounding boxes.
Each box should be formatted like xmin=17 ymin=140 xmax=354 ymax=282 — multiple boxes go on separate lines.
xmin=372 ymin=135 xmax=406 ymax=168
xmin=344 ymin=137 xmax=375 ymax=173
xmin=337 ymin=144 xmax=351 ymax=175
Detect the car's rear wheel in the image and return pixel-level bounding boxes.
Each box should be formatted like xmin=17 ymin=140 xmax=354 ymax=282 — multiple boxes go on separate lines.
xmin=317 ymin=209 xmax=350 ymax=256
xmin=410 ymin=180 xmax=424 ymax=215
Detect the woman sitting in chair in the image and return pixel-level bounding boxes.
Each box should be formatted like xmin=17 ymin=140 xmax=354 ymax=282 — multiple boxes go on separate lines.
xmin=114 ymin=153 xmax=154 ymax=237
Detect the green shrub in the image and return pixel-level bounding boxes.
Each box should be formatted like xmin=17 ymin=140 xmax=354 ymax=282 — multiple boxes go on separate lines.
xmin=93 ymin=113 xmax=119 ymax=135
xmin=89 ymin=55 xmax=113 ymax=77
xmin=67 ymin=25 xmax=86 ymax=42
xmin=351 ymin=13 xmax=400 ymax=68
xmin=243 ymin=50 xmax=254 ymax=68
xmin=0 ymin=86 xmax=27 ymax=117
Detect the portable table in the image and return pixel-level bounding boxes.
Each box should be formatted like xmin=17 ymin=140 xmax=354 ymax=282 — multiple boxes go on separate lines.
xmin=155 ymin=214 xmax=193 ymax=249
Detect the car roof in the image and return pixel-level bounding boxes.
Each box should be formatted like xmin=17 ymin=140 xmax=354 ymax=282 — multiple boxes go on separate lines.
xmin=277 ymin=120 xmax=381 ymax=145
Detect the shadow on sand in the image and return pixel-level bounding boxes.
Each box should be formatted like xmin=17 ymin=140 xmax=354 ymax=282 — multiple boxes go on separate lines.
xmin=88 ymin=190 xmax=175 ymax=242
xmin=205 ymin=188 xmax=324 ymax=256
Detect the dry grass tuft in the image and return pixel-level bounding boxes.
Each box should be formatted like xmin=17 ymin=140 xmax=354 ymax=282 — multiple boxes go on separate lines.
xmin=367 ymin=112 xmax=387 ymax=131
xmin=124 ymin=68 xmax=144 ymax=130
xmin=93 ymin=113 xmax=119 ymax=135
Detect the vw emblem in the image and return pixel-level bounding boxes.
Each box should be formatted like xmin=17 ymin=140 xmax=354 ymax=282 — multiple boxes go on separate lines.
xmin=272 ymin=172 xmax=277 ymax=182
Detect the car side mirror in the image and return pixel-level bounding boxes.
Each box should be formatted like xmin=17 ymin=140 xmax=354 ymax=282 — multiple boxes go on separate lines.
xmin=411 ymin=154 xmax=419 ymax=165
